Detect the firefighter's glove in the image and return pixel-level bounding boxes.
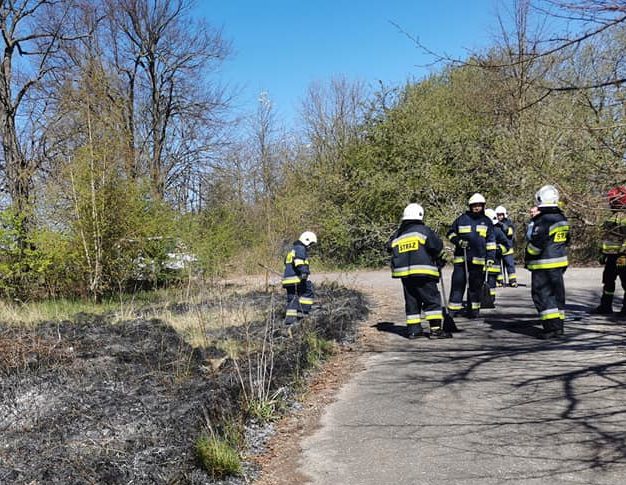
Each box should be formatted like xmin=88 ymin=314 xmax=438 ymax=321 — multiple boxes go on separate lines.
xmin=486 ymin=259 xmax=495 ymax=268
xmin=458 ymin=240 xmax=469 ymax=249
xmin=597 ymin=254 xmax=607 ymax=265
xmin=300 ymin=273 xmax=308 ymax=281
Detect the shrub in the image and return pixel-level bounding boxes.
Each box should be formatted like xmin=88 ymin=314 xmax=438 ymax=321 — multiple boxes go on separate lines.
xmin=195 ymin=434 xmax=242 ymax=478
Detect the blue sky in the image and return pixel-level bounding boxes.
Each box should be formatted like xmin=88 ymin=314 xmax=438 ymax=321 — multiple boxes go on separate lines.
xmin=194 ymin=1 xmax=500 ymax=127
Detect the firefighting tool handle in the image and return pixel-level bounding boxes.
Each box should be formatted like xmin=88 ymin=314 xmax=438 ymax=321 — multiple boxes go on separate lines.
xmin=439 ymin=268 xmax=450 ymax=308
xmin=257 ymin=262 xmax=282 ymax=276
xmin=463 ymin=246 xmax=470 ymax=286
xmin=501 ymin=259 xmax=509 ymax=285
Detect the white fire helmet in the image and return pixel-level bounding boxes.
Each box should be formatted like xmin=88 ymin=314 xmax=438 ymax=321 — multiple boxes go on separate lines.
xmin=535 ymin=185 xmax=559 ymax=208
xmin=484 ymin=208 xmax=498 ymax=225
xmin=468 ymin=193 xmax=486 ymax=206
xmin=495 ymin=205 xmax=507 ymax=217
xmin=299 ymin=231 xmax=318 ymax=246
xmin=402 ymin=203 xmax=424 ymax=221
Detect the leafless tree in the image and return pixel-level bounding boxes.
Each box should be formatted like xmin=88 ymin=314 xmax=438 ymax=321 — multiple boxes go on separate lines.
xmin=0 ymin=0 xmax=82 ymax=219
xmin=105 ymin=0 xmax=232 ymax=201
xmin=300 ymin=77 xmax=368 ymax=169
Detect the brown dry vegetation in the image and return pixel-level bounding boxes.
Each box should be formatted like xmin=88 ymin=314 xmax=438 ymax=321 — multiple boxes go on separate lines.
xmin=0 ymin=283 xmax=368 ymax=484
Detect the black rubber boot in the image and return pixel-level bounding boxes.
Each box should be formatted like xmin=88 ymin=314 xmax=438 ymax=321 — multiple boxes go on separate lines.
xmin=591 ymin=305 xmax=614 ymax=315
xmin=431 ymin=329 xmax=453 ymax=339
xmin=463 ymin=308 xmax=479 ymax=319
xmin=538 ymin=318 xmax=563 ymax=339
xmin=592 ymin=294 xmax=614 ymax=314
xmin=407 ymin=324 xmax=424 ymax=339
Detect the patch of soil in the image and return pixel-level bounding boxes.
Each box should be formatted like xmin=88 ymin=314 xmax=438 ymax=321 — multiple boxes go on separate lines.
xmin=0 ymin=283 xmax=369 ymax=484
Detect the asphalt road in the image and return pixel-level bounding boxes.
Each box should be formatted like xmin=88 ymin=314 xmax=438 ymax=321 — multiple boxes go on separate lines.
xmin=300 ymin=267 xmax=626 ymax=485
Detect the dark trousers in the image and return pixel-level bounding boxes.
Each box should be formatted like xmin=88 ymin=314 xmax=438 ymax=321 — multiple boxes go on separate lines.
xmin=284 ymin=280 xmax=314 ymax=324
xmin=487 ymin=267 xmax=499 ymax=299
xmin=401 ymin=277 xmax=443 ymax=331
xmin=531 ymin=268 xmax=565 ymax=331
xmin=449 ymin=263 xmax=484 ymax=312
xmin=600 ymin=255 xmax=626 ymax=309
xmin=502 ymin=253 xmax=517 ymax=282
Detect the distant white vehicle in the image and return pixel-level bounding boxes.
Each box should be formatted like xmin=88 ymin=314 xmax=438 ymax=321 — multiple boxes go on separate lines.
xmin=163 ymin=251 xmax=198 ymax=271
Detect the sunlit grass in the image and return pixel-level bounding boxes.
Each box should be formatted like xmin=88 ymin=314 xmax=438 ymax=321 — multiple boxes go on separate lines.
xmin=0 ymin=283 xmax=268 ymax=354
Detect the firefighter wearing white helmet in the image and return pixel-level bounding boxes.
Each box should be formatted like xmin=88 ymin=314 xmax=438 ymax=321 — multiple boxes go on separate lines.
xmin=446 ymin=193 xmax=496 ymax=318
xmin=495 ymin=205 xmax=518 ymax=287
xmin=525 ymin=185 xmax=570 ymax=339
xmin=387 ymin=203 xmax=450 ymax=338
xmin=484 ymin=209 xmax=511 ymax=305
xmin=282 ymin=231 xmax=317 ymax=325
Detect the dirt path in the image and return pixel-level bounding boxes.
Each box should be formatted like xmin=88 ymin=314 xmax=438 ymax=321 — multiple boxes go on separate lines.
xmin=254 ymin=267 xmax=626 ymax=484
xmin=251 ymin=270 xmax=398 ymax=485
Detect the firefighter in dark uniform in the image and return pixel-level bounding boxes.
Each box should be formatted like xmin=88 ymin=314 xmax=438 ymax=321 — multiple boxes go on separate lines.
xmin=282 ymin=231 xmax=317 ymax=325
xmin=387 ymin=203 xmax=449 ymax=338
xmin=447 ymin=193 xmax=496 ymax=318
xmin=485 ymin=208 xmax=512 ymax=303
xmin=592 ymin=186 xmax=626 ymax=315
xmin=525 ymin=185 xmax=570 ymax=339
xmin=495 ymin=205 xmax=518 ymax=287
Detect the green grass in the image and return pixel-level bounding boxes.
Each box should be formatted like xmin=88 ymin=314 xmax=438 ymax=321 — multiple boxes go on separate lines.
xmin=195 ymin=435 xmax=242 ymax=478
xmin=305 ymin=331 xmax=336 ymax=368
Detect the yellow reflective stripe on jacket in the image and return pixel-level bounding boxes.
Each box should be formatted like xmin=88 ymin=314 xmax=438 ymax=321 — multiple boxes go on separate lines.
xmin=392 ymin=265 xmax=440 ymax=278
xmin=284 ymin=250 xmax=295 ymax=263
xmin=299 ymin=297 xmax=314 ymax=305
xmin=391 ymin=231 xmax=427 ymax=247
xmin=486 ymin=242 xmax=497 ymax=250
xmin=601 ymin=241 xmax=622 ymax=253
xmin=453 ymin=256 xmax=465 ymax=264
xmin=294 ymin=258 xmax=309 ymax=267
xmin=548 ymin=222 xmax=570 ymax=236
xmin=406 ymin=315 xmax=421 ymax=324
xmin=527 ymin=243 xmax=541 ymax=255
xmin=472 ymin=257 xmax=485 ymax=265
xmin=503 ymin=248 xmax=514 ymax=255
xmin=458 ymin=225 xmax=471 ymax=234
xmin=526 ymin=256 xmax=568 ymax=270
xmin=448 ymin=231 xmax=458 ymax=240
xmin=476 ymin=225 xmax=488 ymax=237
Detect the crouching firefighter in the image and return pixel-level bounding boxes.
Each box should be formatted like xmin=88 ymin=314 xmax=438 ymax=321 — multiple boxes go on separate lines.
xmin=447 ymin=193 xmax=496 ymax=318
xmin=387 ymin=203 xmax=449 ymax=339
xmin=525 ymin=185 xmax=570 ymax=339
xmin=592 ymin=186 xmax=626 ymax=315
xmin=282 ymin=231 xmax=317 ymax=325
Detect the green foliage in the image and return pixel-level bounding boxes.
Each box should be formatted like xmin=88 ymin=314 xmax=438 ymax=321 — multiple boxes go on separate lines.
xmin=179 ymin=207 xmax=242 ymax=277
xmin=246 ymin=396 xmax=283 ymax=423
xmin=195 ymin=434 xmax=242 ymax=478
xmin=304 ymin=331 xmax=335 ymax=368
xmin=290 ymin=60 xmax=626 ymax=266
